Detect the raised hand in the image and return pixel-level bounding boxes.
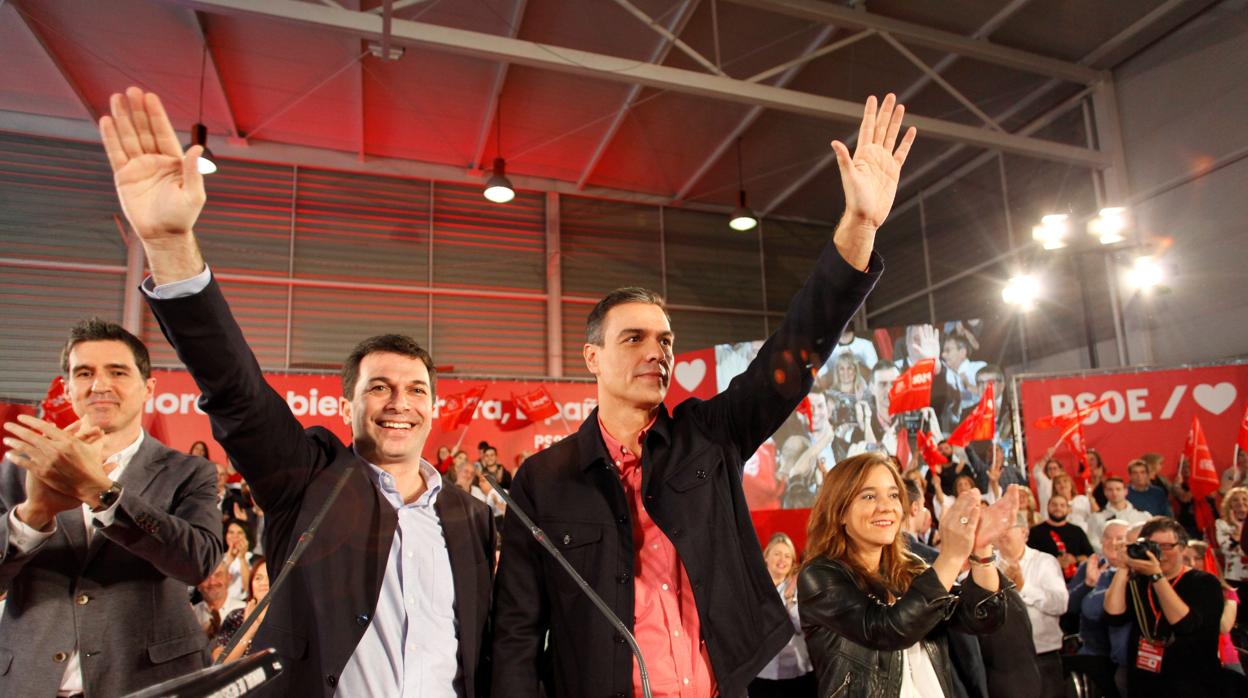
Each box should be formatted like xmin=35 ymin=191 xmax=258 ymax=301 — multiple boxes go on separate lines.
xmin=99 ymin=87 xmax=206 ymax=284
xmin=832 ymin=93 xmax=917 ymax=231
xmin=1084 ymin=553 xmax=1103 ymax=587
xmin=938 ymin=489 xmax=983 ymax=561
xmin=975 ymin=484 xmax=1021 ymax=550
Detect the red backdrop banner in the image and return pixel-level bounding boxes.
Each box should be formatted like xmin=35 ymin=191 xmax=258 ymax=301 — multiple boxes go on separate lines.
xmin=1018 ymin=362 xmax=1248 ymax=480
xmin=136 ymin=368 xmax=597 ymax=469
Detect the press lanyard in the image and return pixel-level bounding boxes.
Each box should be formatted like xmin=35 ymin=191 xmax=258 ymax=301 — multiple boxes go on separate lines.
xmin=1146 ymin=567 xmax=1188 ymax=637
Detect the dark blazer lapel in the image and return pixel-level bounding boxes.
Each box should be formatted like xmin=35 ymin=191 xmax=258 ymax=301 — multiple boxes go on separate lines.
xmin=82 ymin=435 xmax=167 ymax=568
xmin=435 ymin=488 xmax=477 ymax=676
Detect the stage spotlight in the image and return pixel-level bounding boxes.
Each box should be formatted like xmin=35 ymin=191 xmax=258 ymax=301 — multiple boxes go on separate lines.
xmin=1032 ymin=214 xmax=1069 ymax=250
xmin=1125 ymin=255 xmax=1164 ymax=291
xmin=1002 ymin=273 xmax=1040 ymax=310
xmin=1088 ymin=207 xmax=1127 ymax=244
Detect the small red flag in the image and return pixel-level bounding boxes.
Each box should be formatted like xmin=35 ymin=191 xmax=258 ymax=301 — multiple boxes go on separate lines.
xmin=948 ymin=382 xmax=995 ymax=448
xmin=1033 ymin=397 xmax=1110 ymax=431
xmin=497 ymin=399 xmax=533 ymax=432
xmin=895 ymin=427 xmax=911 ymax=469
xmin=916 ymin=430 xmax=948 ymax=474
xmin=439 ymin=385 xmax=487 ymax=432
xmin=1237 ymin=402 xmax=1248 ymax=453
xmin=40 ymin=375 xmax=78 ymax=428
xmin=1186 ymin=415 xmax=1219 ymax=500
xmin=888 ymin=358 xmax=935 ymax=416
xmin=514 ymin=386 xmax=560 ymax=422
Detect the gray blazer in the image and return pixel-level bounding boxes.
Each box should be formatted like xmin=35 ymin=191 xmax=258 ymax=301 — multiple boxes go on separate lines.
xmin=0 ymin=434 xmax=225 ymax=698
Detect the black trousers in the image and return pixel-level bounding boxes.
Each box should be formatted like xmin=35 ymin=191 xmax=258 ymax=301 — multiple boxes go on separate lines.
xmin=747 ymin=672 xmax=816 ymax=698
xmin=1036 ymin=650 xmax=1065 ymax=698
xmin=1062 ymin=653 xmax=1122 ymax=698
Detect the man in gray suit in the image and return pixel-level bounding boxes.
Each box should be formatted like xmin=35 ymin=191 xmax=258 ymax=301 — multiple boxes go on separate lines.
xmin=0 ymin=319 xmax=224 ymax=697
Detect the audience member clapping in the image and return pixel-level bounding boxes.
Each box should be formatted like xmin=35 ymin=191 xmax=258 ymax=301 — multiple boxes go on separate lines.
xmin=213 ymin=557 xmax=269 ymax=664
xmin=997 ymin=512 xmax=1069 ymax=698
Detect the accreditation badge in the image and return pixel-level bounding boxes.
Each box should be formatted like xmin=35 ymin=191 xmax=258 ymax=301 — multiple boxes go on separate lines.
xmin=1135 ymin=638 xmax=1165 ymax=673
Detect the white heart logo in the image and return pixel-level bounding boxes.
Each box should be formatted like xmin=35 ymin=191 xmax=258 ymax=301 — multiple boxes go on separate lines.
xmin=674 ymin=359 xmax=707 ymax=392
xmin=1193 ymin=382 xmax=1237 ymax=415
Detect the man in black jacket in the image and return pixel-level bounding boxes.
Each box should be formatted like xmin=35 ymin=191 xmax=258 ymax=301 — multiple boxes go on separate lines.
xmin=100 ymin=87 xmax=495 ymax=697
xmin=493 ymin=94 xmax=916 ymax=697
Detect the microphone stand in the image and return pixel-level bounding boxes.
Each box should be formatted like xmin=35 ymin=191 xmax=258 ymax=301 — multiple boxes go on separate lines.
xmin=213 ymin=465 xmax=357 ymax=666
xmin=483 ymin=472 xmax=652 ymax=698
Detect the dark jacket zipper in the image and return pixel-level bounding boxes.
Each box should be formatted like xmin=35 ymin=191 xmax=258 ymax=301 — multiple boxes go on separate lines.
xmin=829 ymin=671 xmax=852 ymax=698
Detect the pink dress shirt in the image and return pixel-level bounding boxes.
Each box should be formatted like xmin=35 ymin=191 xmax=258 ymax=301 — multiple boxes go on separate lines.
xmin=599 ymin=418 xmax=716 ymax=698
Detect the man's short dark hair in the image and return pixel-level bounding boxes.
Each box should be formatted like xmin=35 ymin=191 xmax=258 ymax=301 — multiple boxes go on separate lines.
xmin=1140 ymin=516 xmax=1188 ymax=546
xmin=341 ymin=334 xmax=436 ymax=398
xmin=1127 ymin=459 xmax=1149 ymax=474
xmin=976 ymin=364 xmax=1004 ymax=382
xmin=1104 ymin=475 xmax=1125 ymax=487
xmin=872 ymin=359 xmax=898 ymax=375
xmin=585 ymin=287 xmax=668 ymax=345
xmin=903 ymin=478 xmax=923 ymax=511
xmin=484 ymin=446 xmax=497 ymax=456
xmin=61 ymin=317 xmax=151 ymax=379
xmin=943 ymin=334 xmax=970 ymax=354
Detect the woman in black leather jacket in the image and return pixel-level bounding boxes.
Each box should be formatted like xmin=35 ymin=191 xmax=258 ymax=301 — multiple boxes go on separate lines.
xmin=798 ymin=452 xmax=1019 ymax=697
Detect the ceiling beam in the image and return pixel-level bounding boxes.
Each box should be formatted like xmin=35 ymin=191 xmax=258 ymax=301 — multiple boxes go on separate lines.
xmin=468 ymin=0 xmax=528 ymax=173
xmin=11 ymin=2 xmax=98 ymax=121
xmin=609 ymin=0 xmax=722 ymax=76
xmin=166 ymin=0 xmax=1108 ymax=168
xmin=723 ymin=0 xmax=1101 ymax=85
xmin=759 ymin=0 xmax=1034 ymax=216
xmin=575 ymin=0 xmax=701 ymax=190
xmin=188 ymin=10 xmax=241 ymax=139
xmin=674 ymin=22 xmax=836 ymax=201
xmin=886 ymin=0 xmax=1203 ymax=222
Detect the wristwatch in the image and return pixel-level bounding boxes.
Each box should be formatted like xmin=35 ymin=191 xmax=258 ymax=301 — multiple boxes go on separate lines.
xmin=1146 ymin=572 xmax=1164 ymax=584
xmin=969 ymin=551 xmax=997 ymax=565
xmin=91 ymin=482 xmax=123 ymax=513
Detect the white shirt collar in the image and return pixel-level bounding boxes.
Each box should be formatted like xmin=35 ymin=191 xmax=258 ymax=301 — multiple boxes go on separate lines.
xmin=104 ymin=429 xmax=145 ymax=482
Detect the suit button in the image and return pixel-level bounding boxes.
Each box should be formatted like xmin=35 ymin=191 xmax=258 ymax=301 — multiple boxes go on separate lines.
xmin=616 ymin=516 xmax=627 ymax=525
xmin=614 ymin=692 xmax=627 ymax=698
xmin=614 ymin=633 xmax=625 ymax=644
xmin=76 ymin=594 xmax=90 ymax=605
xmin=562 ymin=534 xmax=572 ymax=545
xmin=53 ymin=652 xmax=68 ymax=663
xmin=671 ymin=528 xmax=682 ymax=537
xmin=696 ymin=469 xmax=707 ymax=479
xmin=326 ymin=674 xmax=338 ymax=687
xmin=616 ymin=574 xmax=628 ymax=584
xmin=356 ymin=613 xmax=370 ymax=626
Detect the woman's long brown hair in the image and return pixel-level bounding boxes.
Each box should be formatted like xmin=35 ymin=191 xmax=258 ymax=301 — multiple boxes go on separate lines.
xmin=803 ymin=452 xmax=926 ymax=595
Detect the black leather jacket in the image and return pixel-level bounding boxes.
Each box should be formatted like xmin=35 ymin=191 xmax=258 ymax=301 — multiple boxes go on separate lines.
xmin=798 ymin=557 xmax=1008 ymax=698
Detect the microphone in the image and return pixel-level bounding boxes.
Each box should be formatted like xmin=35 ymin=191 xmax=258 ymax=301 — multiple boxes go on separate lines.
xmin=124 ymin=648 xmax=282 ymax=698
xmin=125 ymin=465 xmax=358 ymax=697
xmin=213 ymin=466 xmax=358 ymax=665
xmin=483 ymin=472 xmax=653 ymax=698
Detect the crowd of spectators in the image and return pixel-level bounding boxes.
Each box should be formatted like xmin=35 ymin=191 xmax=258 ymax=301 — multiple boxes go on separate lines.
xmin=763 ymin=438 xmax=1248 ymax=698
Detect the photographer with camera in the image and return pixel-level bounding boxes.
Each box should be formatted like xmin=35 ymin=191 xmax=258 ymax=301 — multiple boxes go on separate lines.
xmin=1104 ymin=517 xmax=1224 ymax=697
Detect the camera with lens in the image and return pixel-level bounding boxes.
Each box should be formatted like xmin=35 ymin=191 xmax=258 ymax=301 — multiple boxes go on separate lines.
xmin=1126 ymin=538 xmax=1162 ymax=561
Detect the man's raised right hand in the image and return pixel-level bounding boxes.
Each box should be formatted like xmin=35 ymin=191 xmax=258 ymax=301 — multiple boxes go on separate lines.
xmin=99 ymin=87 xmax=207 ymax=284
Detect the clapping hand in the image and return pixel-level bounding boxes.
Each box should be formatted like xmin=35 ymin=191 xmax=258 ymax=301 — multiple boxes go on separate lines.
xmin=975 ymin=484 xmax=1021 ymax=550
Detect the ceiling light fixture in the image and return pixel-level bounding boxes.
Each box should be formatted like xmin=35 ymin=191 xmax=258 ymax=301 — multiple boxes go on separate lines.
xmin=1002 ymin=273 xmax=1040 ymax=311
xmin=1087 ymin=206 xmax=1128 ymax=245
xmin=728 ymin=137 xmax=757 ymax=231
xmin=186 ymin=44 xmax=217 ymax=175
xmin=483 ymin=107 xmax=514 ymax=204
xmin=1032 ymin=213 xmax=1068 ymax=250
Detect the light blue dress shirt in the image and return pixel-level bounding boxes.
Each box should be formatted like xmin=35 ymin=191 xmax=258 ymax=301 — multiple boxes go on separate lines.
xmin=338 ymin=458 xmax=459 ymax=696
